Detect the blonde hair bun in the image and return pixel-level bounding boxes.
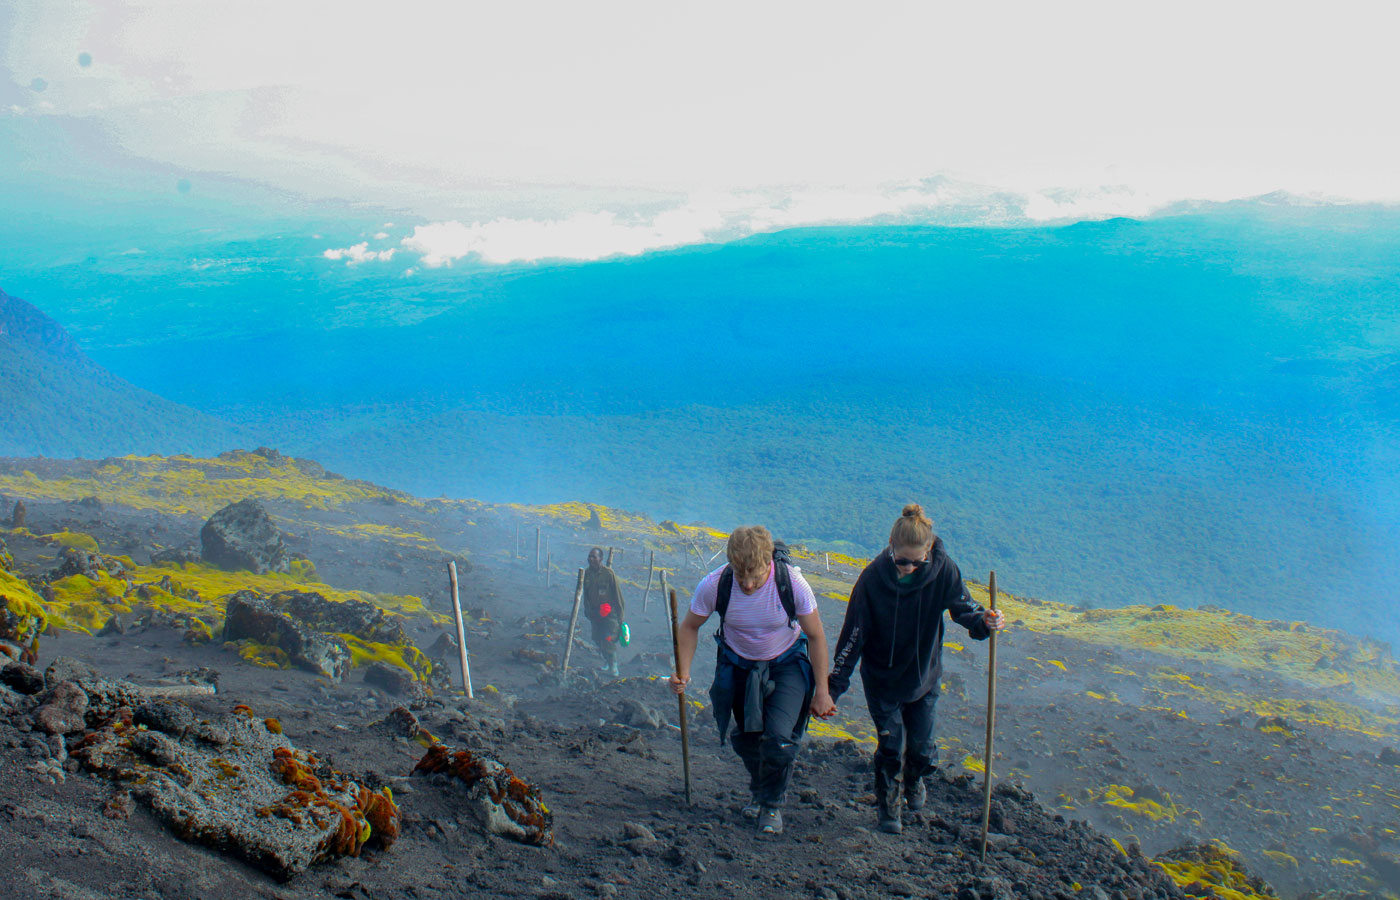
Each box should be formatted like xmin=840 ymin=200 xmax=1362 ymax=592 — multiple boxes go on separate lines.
xmin=890 ymin=503 xmax=934 ymax=548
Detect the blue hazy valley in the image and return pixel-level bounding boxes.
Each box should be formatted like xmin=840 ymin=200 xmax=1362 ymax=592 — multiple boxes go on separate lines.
xmin=3 ymin=199 xmax=1398 ymax=641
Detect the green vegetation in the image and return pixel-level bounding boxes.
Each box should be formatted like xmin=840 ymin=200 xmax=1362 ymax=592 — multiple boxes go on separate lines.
xmin=0 ymin=451 xmax=414 ymax=517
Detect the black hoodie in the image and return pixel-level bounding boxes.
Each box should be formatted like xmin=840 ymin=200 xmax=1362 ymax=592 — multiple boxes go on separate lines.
xmin=828 ymin=537 xmax=989 ymax=704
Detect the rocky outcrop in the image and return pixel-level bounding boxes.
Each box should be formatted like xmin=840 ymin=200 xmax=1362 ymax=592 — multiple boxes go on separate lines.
xmin=201 ymin=499 xmax=288 ymax=574
xmin=48 ymin=546 xmax=127 ymax=581
xmin=222 ymin=591 xmax=351 ymax=681
xmin=412 ymin=742 xmax=553 ymax=846
xmin=66 ymin=698 xmax=398 ymax=880
xmin=150 ymin=546 xmax=202 ymax=566
xmin=8 ymin=499 xmax=25 ymax=529
xmin=265 ymin=590 xmax=408 ymax=646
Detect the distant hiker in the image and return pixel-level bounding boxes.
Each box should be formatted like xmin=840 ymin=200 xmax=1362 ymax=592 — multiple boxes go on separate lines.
xmin=583 ymin=546 xmax=626 ymax=677
xmin=669 ymin=526 xmax=836 ymax=835
xmin=828 ymin=504 xmax=1005 ymax=834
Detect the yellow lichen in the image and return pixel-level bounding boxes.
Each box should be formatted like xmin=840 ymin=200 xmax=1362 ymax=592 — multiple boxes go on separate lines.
xmin=43 ymin=530 xmax=100 ymax=552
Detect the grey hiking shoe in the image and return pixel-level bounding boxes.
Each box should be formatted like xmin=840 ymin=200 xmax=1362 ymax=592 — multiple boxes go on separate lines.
xmin=905 ymin=776 xmax=927 ymax=812
xmin=741 ymin=795 xmax=762 ymax=820
xmin=758 ymin=807 xmax=783 ymax=834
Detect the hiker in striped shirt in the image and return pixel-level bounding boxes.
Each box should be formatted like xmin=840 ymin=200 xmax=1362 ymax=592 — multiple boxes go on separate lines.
xmin=669 ymin=525 xmax=836 ymax=835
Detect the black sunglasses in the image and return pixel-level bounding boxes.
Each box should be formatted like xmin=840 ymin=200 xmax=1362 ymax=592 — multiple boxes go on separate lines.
xmin=890 ymin=548 xmax=927 ymax=568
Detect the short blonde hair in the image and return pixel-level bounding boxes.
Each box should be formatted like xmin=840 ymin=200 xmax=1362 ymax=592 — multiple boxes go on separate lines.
xmin=726 ymin=525 xmax=774 ymax=579
xmin=889 ymin=503 xmax=934 ymax=550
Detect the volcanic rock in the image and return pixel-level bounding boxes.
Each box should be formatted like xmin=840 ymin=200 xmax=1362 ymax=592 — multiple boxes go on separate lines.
xmin=411 ymin=743 xmax=553 ymax=846
xmin=222 ymin=591 xmax=351 ymax=681
xmin=364 ymin=661 xmax=415 ymax=696
xmin=150 ymin=546 xmax=202 ymax=566
xmin=1 ymin=660 xmax=44 ymax=694
xmin=1378 ymin=746 xmax=1400 ymax=766
xmin=48 ymin=547 xmax=124 ymax=581
xmin=35 ymin=681 xmax=88 ymax=734
xmin=201 ymin=499 xmax=289 ymax=574
xmin=8 ymin=499 xmax=24 ymax=529
xmin=266 ymin=590 xmax=408 ymax=645
xmin=615 ymin=698 xmax=666 ymax=729
xmin=71 ymin=702 xmax=398 ymax=879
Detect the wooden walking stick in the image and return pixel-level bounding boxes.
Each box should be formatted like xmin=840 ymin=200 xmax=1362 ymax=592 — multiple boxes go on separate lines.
xmin=448 ymin=561 xmax=474 ymax=699
xmin=979 ymin=571 xmax=999 ymax=862
xmin=668 ymin=587 xmax=693 ymax=806
xmin=562 ymin=568 xmax=585 ymax=675
xmin=641 ymin=550 xmax=655 ymax=612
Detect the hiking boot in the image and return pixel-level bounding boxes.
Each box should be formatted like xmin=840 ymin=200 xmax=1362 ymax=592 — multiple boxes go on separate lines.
xmin=875 ymin=765 xmax=903 ymax=834
xmin=607 ymin=660 xmax=620 ymax=678
xmin=741 ymin=796 xmax=762 ymax=820
xmin=904 ymin=775 xmax=927 ymax=812
xmin=758 ymin=807 xmax=783 ymax=834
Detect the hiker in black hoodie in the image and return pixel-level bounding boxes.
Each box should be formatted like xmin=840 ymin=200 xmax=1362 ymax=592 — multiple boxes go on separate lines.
xmin=828 ymin=504 xmax=1005 ymax=834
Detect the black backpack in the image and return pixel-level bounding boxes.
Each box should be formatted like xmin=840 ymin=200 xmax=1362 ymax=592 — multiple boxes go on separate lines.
xmin=715 ymin=540 xmax=798 ymax=636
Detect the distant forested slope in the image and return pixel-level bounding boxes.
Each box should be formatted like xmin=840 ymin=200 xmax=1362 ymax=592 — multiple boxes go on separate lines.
xmin=0 ymin=288 xmax=247 ymax=458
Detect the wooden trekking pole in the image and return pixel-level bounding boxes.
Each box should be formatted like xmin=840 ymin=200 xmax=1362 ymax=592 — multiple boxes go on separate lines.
xmin=668 ymin=587 xmax=693 ymax=806
xmin=979 ymin=571 xmax=999 ymax=862
xmin=641 ymin=550 xmax=655 ymax=612
xmin=447 ymin=561 xmax=473 ymax=699
xmin=562 ymin=568 xmax=585 ymax=675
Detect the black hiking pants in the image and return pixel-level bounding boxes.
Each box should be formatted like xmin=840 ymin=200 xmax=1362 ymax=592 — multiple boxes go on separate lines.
xmin=865 ymin=686 xmax=938 ymax=784
xmin=728 ymin=654 xmax=811 ymax=807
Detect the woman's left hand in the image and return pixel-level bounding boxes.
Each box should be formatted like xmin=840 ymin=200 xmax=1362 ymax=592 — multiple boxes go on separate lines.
xmin=984 ymin=609 xmax=1006 ymax=631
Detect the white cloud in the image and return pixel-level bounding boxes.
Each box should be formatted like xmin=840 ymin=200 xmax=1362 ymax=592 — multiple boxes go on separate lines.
xmin=323 ymin=242 xmax=395 ymax=264
xmin=399 ymin=181 xmax=1030 ymax=266
xmin=373 ymin=231 xmax=389 ymax=240
xmin=8 ymin=0 xmax=1400 ymax=220
xmin=401 ymin=207 xmax=728 ymax=266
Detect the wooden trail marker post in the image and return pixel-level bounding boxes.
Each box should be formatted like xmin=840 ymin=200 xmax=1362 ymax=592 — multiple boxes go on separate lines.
xmin=641 ymin=550 xmax=655 ymax=612
xmin=562 ymin=568 xmax=585 ymax=676
xmin=447 ymin=561 xmax=474 ymax=699
xmin=979 ymin=571 xmax=999 ymax=862
xmin=535 ymin=527 xmax=542 ymax=572
xmin=825 ymin=552 xmax=830 ymax=572
xmin=668 ymin=587 xmax=693 ymax=806
xmin=606 ymin=546 xmax=614 ymax=566
xmin=659 ymin=570 xmax=669 ymax=620
xmin=546 ymin=552 xmax=552 ymax=588
xmin=514 ymin=524 xmax=520 ymax=559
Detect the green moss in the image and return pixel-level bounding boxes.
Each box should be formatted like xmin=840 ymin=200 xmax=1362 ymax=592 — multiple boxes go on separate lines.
xmin=0 ymin=569 xmax=48 ymax=642
xmin=42 ymin=530 xmax=100 ymax=552
xmin=227 ymin=639 xmax=289 ymax=669
xmin=0 ymin=451 xmax=415 ymax=518
xmin=1091 ymin=784 xmax=1196 ymax=823
xmin=335 ymin=633 xmax=433 ymax=680
xmin=1153 ymin=842 xmax=1282 ymax=900
xmin=44 ymin=571 xmax=129 ymax=634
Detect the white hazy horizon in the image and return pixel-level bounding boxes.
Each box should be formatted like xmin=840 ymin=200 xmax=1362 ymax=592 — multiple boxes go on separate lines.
xmin=5 ymin=0 xmax=1400 ymax=264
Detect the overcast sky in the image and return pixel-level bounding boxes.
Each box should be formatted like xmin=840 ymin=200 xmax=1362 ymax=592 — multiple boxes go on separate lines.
xmin=5 ymin=0 xmax=1399 ymax=263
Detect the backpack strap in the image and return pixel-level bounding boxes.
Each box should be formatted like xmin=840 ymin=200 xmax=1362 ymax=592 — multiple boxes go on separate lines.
xmin=714 ymin=558 xmax=798 ymax=640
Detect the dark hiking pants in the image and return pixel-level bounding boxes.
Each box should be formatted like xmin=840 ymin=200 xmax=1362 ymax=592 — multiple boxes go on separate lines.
xmin=865 ymin=687 xmax=938 ymax=784
xmin=729 ymin=654 xmax=811 ymax=807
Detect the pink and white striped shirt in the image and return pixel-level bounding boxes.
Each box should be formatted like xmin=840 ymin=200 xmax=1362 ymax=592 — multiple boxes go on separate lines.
xmin=690 ymin=562 xmax=817 ymax=661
